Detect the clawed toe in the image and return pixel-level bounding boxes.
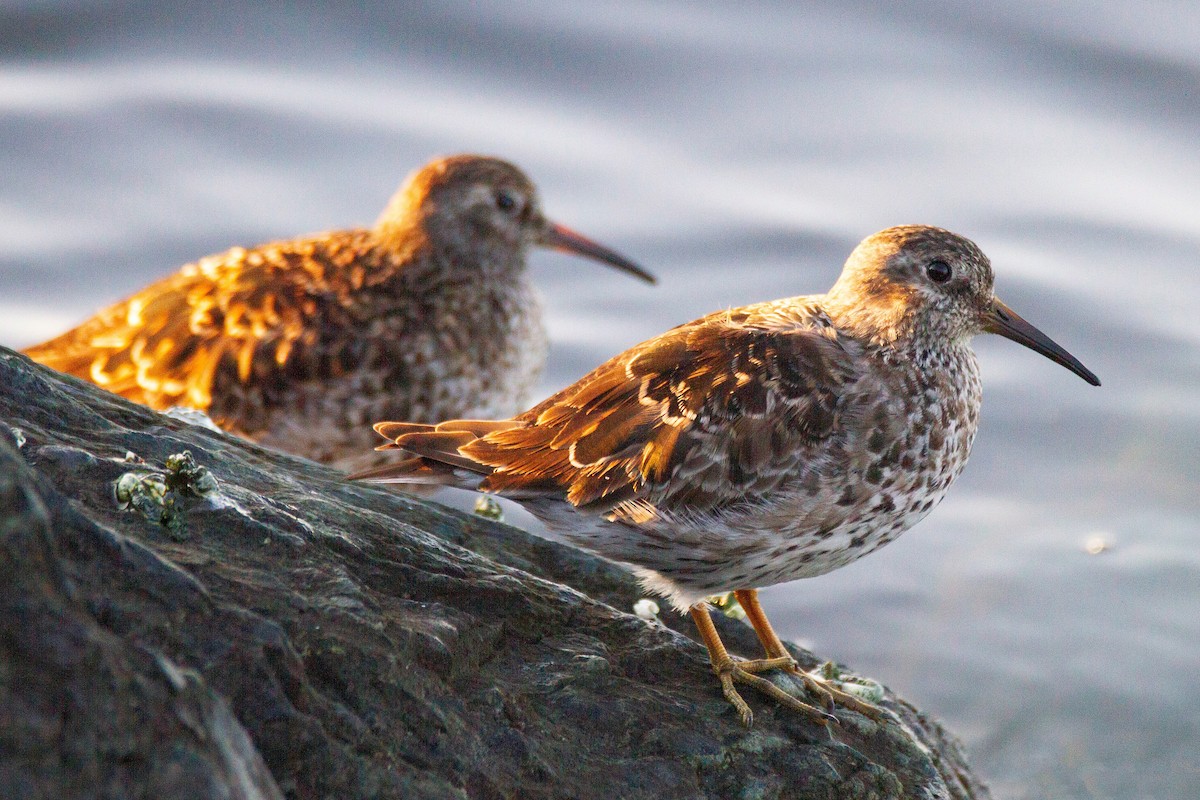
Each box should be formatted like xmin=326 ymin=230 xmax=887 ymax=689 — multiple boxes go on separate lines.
xmin=713 ymin=656 xmax=835 ymax=727
xmin=791 ymin=667 xmax=885 ymax=721
xmin=712 ymin=657 xmax=885 ymax=727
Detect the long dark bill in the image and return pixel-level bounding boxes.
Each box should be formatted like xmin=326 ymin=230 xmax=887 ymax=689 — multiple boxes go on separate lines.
xmin=984 ymin=298 xmax=1100 ymax=386
xmin=541 ymin=222 xmax=657 ymax=284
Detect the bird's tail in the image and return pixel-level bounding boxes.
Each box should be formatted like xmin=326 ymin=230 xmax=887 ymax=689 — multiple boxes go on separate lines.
xmin=347 ymin=418 xmax=519 ymax=489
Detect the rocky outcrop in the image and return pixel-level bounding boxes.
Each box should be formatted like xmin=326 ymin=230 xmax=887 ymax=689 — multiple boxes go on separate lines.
xmin=0 ymin=346 xmax=990 ymax=799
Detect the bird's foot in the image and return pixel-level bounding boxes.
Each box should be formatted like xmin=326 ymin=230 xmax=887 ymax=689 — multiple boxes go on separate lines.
xmin=712 ymin=655 xmax=836 ymax=727
xmin=711 ymin=655 xmax=885 ymax=727
xmin=690 ymin=600 xmax=886 ymax=728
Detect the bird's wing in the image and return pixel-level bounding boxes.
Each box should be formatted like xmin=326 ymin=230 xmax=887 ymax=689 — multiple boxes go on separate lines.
xmin=371 ymin=302 xmax=862 ymax=521
xmin=23 ymin=231 xmax=377 ymax=416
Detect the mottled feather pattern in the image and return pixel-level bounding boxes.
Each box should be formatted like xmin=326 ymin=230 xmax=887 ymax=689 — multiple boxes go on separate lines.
xmin=372 ymin=294 xmax=982 ymax=609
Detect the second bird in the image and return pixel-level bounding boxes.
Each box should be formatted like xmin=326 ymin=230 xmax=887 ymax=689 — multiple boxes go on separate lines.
xmin=23 ymin=155 xmax=654 ymax=470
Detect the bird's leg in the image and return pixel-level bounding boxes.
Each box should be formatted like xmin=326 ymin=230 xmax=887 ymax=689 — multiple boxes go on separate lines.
xmin=689 ymin=602 xmax=834 ymax=727
xmin=732 ymin=588 xmax=883 ymax=720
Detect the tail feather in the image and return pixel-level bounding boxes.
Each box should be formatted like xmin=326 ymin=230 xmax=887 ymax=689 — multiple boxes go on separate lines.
xmin=433 ymin=418 xmax=521 ymax=436
xmin=372 ymin=418 xmax=518 ymax=441
xmin=373 ymin=421 xmax=434 ymax=439
xmin=390 ymin=430 xmax=490 ymax=473
xmin=354 ymin=417 xmax=515 ymax=489
xmin=347 ymin=456 xmax=480 ymax=488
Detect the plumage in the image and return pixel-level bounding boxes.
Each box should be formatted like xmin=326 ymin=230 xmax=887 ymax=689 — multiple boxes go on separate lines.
xmin=24 ymin=155 xmax=653 ymax=472
xmin=354 ymin=224 xmax=1100 ymax=726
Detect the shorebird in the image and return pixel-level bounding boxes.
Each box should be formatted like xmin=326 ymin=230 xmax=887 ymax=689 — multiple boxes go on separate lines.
xmin=351 ymin=225 xmax=1099 ymax=726
xmin=23 ymin=154 xmax=654 ymax=471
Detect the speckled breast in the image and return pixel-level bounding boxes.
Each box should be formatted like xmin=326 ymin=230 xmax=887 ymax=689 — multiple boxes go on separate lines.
xmin=623 ymin=343 xmax=985 ymax=607
xmin=754 ymin=343 xmax=984 ymax=585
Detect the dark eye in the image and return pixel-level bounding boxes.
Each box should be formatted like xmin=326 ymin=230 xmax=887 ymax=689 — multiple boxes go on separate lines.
xmin=496 ymin=190 xmax=518 ymax=212
xmin=926 ymin=260 xmax=952 ymax=283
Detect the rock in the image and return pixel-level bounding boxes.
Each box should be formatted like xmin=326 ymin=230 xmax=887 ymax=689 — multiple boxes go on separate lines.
xmin=0 ymin=346 xmax=991 ymax=800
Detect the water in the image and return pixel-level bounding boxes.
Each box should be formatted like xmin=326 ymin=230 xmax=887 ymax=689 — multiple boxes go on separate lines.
xmin=2 ymin=3 xmax=1197 ymax=797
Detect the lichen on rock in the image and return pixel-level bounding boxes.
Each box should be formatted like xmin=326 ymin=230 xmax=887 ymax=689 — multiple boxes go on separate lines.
xmin=114 ymin=450 xmax=218 ymax=534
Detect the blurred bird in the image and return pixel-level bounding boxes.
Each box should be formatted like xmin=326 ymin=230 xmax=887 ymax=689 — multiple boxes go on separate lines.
xmin=23 ymin=154 xmax=654 ymax=470
xmin=352 ymin=225 xmax=1099 ymax=726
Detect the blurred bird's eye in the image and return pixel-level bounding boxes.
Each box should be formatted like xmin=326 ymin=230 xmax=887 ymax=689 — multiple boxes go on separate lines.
xmin=926 ymin=260 xmax=952 ymax=283
xmin=496 ymin=190 xmax=518 ymax=213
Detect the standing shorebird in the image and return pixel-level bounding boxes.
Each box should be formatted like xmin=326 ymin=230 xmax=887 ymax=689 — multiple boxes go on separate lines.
xmin=352 ymin=225 xmax=1099 ymax=726
xmin=22 ymin=154 xmax=653 ymax=470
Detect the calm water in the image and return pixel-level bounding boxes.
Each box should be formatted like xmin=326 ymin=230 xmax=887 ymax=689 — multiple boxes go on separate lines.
xmin=3 ymin=3 xmax=1198 ymax=797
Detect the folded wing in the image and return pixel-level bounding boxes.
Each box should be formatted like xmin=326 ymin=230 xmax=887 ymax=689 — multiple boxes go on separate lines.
xmin=360 ymin=302 xmax=861 ymax=523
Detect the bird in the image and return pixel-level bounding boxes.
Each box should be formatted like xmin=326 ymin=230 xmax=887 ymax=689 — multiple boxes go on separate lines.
xmin=350 ymin=224 xmax=1100 ymax=726
xmin=22 ymin=154 xmax=654 ymax=471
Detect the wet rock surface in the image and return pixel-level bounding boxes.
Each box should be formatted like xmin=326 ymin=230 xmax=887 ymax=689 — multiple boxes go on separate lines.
xmin=0 ymin=346 xmax=991 ymax=799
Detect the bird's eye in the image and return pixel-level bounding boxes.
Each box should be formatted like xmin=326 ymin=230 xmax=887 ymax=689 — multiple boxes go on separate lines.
xmin=926 ymin=260 xmax=952 ymax=283
xmin=496 ymin=190 xmax=518 ymax=213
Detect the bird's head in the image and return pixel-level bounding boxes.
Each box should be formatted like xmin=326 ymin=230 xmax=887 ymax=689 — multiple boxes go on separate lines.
xmin=827 ymin=225 xmax=1099 ymax=385
xmin=378 ymin=154 xmax=654 ymax=283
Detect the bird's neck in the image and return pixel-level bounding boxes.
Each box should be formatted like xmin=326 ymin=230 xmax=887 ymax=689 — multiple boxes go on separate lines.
xmin=820 ymin=294 xmax=975 ymax=383
xmin=823 ymin=283 xmax=971 ymax=357
xmin=822 ymin=288 xmax=918 ymax=349
xmin=438 ymin=241 xmax=526 ymax=282
xmin=372 ymin=216 xmax=429 ymax=268
xmin=373 ymin=216 xmax=526 ymax=288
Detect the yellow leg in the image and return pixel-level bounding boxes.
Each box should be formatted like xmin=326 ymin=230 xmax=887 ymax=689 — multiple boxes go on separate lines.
xmin=733 ymin=589 xmax=883 ymax=720
xmin=689 ymin=602 xmax=834 ymax=727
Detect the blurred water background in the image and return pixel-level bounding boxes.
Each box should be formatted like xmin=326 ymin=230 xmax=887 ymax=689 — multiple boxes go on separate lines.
xmin=2 ymin=3 xmax=1198 ymax=797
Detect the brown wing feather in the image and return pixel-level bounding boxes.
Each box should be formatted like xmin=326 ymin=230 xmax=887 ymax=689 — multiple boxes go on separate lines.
xmin=368 ymin=301 xmax=861 ymax=517
xmin=23 ymin=231 xmax=381 ymax=430
xmin=433 ymin=419 xmax=521 ymax=436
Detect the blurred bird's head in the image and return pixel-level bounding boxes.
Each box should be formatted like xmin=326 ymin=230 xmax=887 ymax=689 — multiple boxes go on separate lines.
xmin=378 ymin=154 xmax=654 ymax=284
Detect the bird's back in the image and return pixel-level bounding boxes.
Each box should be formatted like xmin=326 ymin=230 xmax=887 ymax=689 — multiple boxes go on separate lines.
xmin=23 ymin=229 xmax=391 ymax=426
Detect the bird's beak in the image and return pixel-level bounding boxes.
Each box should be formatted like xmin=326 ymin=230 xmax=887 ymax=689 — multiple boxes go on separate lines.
xmin=539 ymin=221 xmax=656 ymax=284
xmin=983 ymin=298 xmax=1100 ymax=386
